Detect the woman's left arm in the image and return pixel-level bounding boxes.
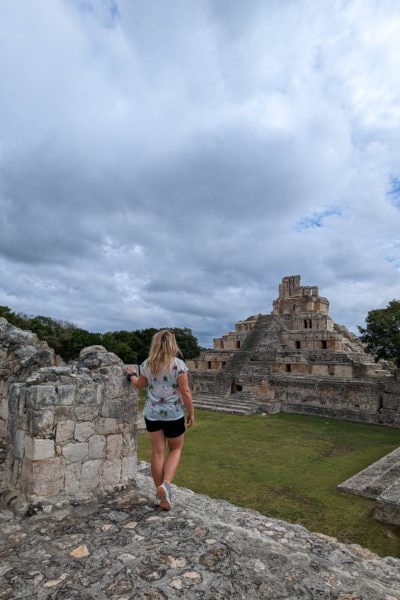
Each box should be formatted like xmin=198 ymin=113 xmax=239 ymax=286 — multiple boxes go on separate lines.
xmin=178 ymin=371 xmax=195 ymax=427
xmin=126 ymin=368 xmax=148 ymax=390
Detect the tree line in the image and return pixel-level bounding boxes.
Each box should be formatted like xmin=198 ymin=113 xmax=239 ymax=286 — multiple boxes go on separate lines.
xmin=0 ymin=306 xmax=202 ymax=365
xmin=1 ymin=299 xmax=399 ymax=368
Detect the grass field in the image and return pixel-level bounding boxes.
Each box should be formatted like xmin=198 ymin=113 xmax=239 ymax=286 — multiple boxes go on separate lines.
xmin=137 ymin=409 xmax=400 ymax=558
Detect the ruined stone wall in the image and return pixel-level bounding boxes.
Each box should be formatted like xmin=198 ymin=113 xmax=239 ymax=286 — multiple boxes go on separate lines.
xmin=189 ymin=350 xmax=233 ymax=371
xmin=0 ymin=318 xmax=138 ymax=514
xmin=271 ymin=375 xmax=400 ymax=425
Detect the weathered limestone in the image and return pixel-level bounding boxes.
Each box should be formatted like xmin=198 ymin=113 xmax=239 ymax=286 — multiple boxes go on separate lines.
xmin=1 ymin=469 xmax=400 ymax=599
xmin=0 ymin=318 xmax=138 ymax=514
xmin=338 ymin=448 xmax=400 ymax=526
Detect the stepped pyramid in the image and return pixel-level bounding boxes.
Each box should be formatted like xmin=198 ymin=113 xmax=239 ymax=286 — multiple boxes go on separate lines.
xmin=188 ymin=275 xmax=400 ymax=425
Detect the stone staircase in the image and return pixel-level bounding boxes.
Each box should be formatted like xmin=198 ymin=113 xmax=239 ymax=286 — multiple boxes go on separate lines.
xmin=337 ymin=447 xmax=400 ymax=525
xmin=201 ymin=314 xmax=275 ymax=398
xmin=221 ymin=314 xmax=274 ymax=376
xmin=193 ymin=393 xmax=263 ymax=416
xmin=192 ymin=315 xmax=279 ymax=416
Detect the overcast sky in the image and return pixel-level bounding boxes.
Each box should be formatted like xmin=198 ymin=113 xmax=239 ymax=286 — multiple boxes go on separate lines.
xmin=1 ymin=0 xmax=400 ymax=348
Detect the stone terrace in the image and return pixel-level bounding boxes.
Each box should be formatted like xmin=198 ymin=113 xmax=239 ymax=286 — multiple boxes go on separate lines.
xmin=2 ymin=314 xmax=400 ymax=597
xmin=1 ymin=465 xmax=400 ymax=599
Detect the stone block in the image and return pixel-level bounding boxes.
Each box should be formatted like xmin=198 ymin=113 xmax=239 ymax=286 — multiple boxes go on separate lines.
xmin=74 ymin=421 xmax=95 ymax=442
xmin=102 ymin=459 xmax=121 ymax=486
xmin=11 ymin=457 xmax=21 ymax=487
xmin=80 ymin=459 xmax=102 ymax=490
xmin=101 ymin=396 xmax=136 ymax=421
xmin=29 ymin=458 xmax=65 ymax=497
xmin=30 ymin=408 xmax=55 ymax=437
xmin=25 ymin=438 xmax=55 ymax=460
xmin=62 ymin=442 xmax=88 ymax=463
xmin=65 ymin=462 xmax=81 ymax=494
xmin=384 ymin=381 xmax=400 ymax=394
xmin=20 ymin=458 xmax=33 ymax=489
xmin=0 ymin=395 xmax=8 ymax=420
xmin=74 ymin=406 xmax=98 ymax=421
xmin=56 ymin=384 xmax=76 ymax=406
xmin=55 ymin=420 xmax=75 ymax=444
xmin=76 ymin=386 xmax=98 ymax=405
xmin=335 ymin=365 xmax=354 ymax=377
xmin=15 ymin=429 xmax=25 ymax=459
xmin=0 ymin=419 xmax=6 ymax=441
xmin=88 ymin=434 xmax=106 ymax=458
xmin=311 ymin=365 xmax=329 ymax=376
xmin=382 ymin=394 xmax=399 ymax=410
xmin=121 ymin=455 xmax=136 ymax=482
xmin=121 ymin=434 xmax=136 ymax=457
xmin=55 ymin=406 xmax=75 ymax=420
xmin=379 ymin=409 xmax=395 ymax=424
xmin=96 ymin=417 xmax=118 ymax=435
xmin=106 ymin=434 xmax=123 ymax=459
xmin=25 ymin=385 xmax=57 ymax=410
xmin=8 ymin=383 xmax=24 ymax=414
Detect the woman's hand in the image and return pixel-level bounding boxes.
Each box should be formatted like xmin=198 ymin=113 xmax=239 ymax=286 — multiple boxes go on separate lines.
xmin=126 ymin=368 xmax=148 ymax=390
xmin=186 ymin=412 xmax=195 ymax=428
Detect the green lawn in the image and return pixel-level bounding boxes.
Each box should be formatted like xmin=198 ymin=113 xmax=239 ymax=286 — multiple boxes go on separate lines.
xmin=137 ymin=410 xmax=400 ymax=558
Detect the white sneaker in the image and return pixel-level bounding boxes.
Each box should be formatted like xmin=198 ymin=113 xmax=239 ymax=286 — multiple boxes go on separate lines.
xmin=156 ymin=482 xmax=172 ymax=510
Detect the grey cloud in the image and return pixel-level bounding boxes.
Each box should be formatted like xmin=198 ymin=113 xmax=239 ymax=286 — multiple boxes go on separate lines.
xmin=0 ymin=1 xmax=400 ymax=347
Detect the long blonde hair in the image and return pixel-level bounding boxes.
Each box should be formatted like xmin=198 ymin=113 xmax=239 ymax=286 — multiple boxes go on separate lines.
xmin=147 ymin=330 xmax=181 ymax=376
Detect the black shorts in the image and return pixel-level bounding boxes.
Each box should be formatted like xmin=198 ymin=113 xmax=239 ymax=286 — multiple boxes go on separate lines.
xmin=144 ymin=416 xmax=185 ymax=438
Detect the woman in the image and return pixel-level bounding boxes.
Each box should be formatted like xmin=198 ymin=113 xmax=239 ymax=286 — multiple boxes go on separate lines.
xmin=127 ymin=330 xmax=195 ymax=510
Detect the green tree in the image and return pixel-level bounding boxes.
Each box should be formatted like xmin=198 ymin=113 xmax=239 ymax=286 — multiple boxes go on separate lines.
xmin=58 ymin=327 xmax=102 ymax=361
xmin=358 ymin=300 xmax=400 ymax=367
xmin=25 ymin=315 xmax=67 ymax=354
xmin=101 ymin=331 xmax=138 ymax=364
xmin=173 ymin=327 xmax=202 ymax=359
xmin=1 ymin=307 xmax=202 ymax=366
xmin=0 ymin=306 xmax=28 ymax=328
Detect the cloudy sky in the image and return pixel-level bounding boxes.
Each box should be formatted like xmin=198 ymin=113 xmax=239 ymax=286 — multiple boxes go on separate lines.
xmin=1 ymin=0 xmax=400 ymax=347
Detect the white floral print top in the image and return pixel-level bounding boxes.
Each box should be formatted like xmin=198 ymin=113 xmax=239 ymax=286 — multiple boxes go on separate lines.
xmin=140 ymin=357 xmax=188 ymax=421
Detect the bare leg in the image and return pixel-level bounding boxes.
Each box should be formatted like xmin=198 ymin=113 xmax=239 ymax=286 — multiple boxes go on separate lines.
xmin=163 ymin=434 xmax=184 ymax=484
xmin=148 ymin=430 xmax=166 ymax=488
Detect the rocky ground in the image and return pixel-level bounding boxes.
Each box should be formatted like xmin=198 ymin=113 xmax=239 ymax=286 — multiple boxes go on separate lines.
xmin=1 ymin=465 xmax=400 ymax=599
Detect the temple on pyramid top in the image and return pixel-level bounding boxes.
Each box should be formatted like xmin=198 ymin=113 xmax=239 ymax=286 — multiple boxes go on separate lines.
xmin=272 ymin=274 xmax=329 ymax=316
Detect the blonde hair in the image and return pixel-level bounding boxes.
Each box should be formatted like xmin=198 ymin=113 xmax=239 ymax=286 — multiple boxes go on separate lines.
xmin=147 ymin=330 xmax=181 ymax=376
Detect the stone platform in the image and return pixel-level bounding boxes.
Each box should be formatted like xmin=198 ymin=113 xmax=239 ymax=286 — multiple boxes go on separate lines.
xmin=1 ymin=466 xmax=400 ymax=599
xmin=338 ymin=448 xmax=400 ymax=526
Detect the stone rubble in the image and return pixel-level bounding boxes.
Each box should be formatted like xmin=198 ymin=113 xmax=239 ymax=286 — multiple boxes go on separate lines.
xmin=1 ymin=466 xmax=400 ymax=600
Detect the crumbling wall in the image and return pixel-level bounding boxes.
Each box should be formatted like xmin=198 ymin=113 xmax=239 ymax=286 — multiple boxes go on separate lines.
xmin=267 ymin=374 xmax=400 ymax=425
xmin=0 ymin=318 xmax=138 ymax=514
